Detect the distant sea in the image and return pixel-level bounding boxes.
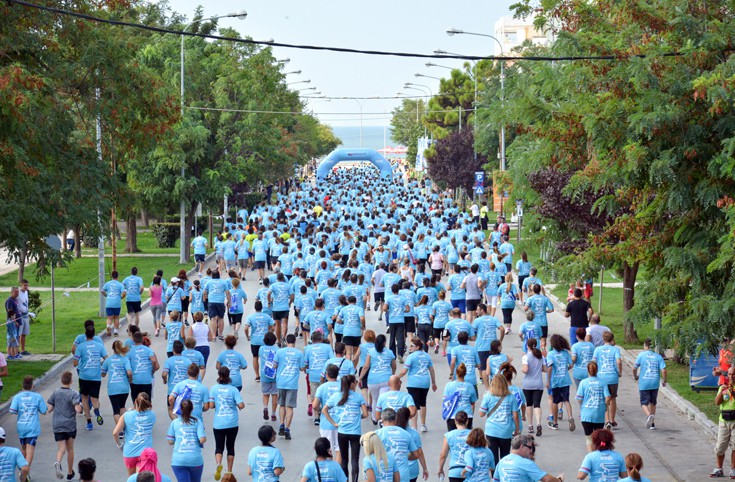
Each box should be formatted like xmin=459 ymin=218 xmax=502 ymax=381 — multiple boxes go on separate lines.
xmin=331 ymin=126 xmax=400 ymax=151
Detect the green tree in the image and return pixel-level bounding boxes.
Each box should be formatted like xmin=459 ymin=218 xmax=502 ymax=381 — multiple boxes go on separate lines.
xmin=390 ymin=98 xmax=426 ymax=164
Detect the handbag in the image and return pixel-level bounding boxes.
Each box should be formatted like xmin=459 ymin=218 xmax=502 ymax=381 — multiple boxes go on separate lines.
xmin=172 ymin=385 xmax=192 ymax=416
xmin=722 ymin=410 xmax=735 ymax=421
xmin=264 ymin=349 xmax=277 ymax=379
xmin=442 ymin=391 xmax=461 ymax=420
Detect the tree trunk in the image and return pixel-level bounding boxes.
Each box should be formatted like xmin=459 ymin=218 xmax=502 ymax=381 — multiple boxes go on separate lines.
xmin=183 ymin=208 xmax=194 ymax=262
xmin=623 ymin=260 xmax=639 ymax=343
xmin=73 ymin=225 xmax=81 ymax=259
xmin=125 ymin=214 xmax=139 ymax=253
xmin=141 ymin=210 xmax=149 ymax=228
xmin=17 ymin=245 xmax=27 ymax=283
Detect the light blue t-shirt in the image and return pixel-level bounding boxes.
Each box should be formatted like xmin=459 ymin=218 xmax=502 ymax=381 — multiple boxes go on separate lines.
xmin=165 ymin=321 xmax=184 ymax=353
xmin=592 ymin=345 xmax=621 ymax=385
xmin=519 ymin=322 xmax=542 ymax=353
xmin=102 ymin=279 xmax=125 ymax=308
xmin=247 ymin=445 xmax=285 ymax=482
xmin=571 ymin=341 xmax=596 ymax=381
xmin=473 ymin=316 xmax=503 ymax=352
xmin=322 ymin=356 xmax=356 ymax=380
xmin=575 ymin=376 xmax=610 ymax=424
xmin=9 ymin=391 xmax=47 ymax=438
xmin=171 ymin=379 xmax=209 ymax=419
xmin=634 ymin=350 xmax=666 ymax=391
xmin=259 ymin=345 xmax=279 ymax=382
xmin=404 ymin=350 xmax=433 ymax=389
xmin=191 ymin=235 xmax=208 ymax=255
xmin=326 ymin=391 xmax=366 ymax=435
xmin=74 ymin=340 xmax=108 ymax=381
xmin=216 ymin=350 xmax=248 ymax=388
xmin=386 ymin=294 xmax=408 ymax=325
xmin=578 ymin=450 xmax=626 ymax=482
xmin=167 ymin=417 xmax=205 ymax=467
xmin=448 ymin=274 xmax=466 ymax=300
xmin=315 ymin=381 xmax=341 ymax=430
xmin=204 ymin=278 xmax=228 ymax=304
xmin=444 ymin=319 xmax=475 ymax=350
xmin=463 ymin=446 xmax=496 ymax=482
xmin=376 ymin=426 xmax=417 ymax=482
xmin=209 ymin=383 xmax=243 ymax=429
xmin=275 ymin=347 xmax=305 ymax=390
xmin=246 ymin=312 xmax=275 ymax=346
xmin=367 ymin=348 xmax=395 ymax=385
xmin=487 ymin=353 xmax=509 ymax=379
xmin=445 ymin=428 xmax=471 ymax=478
xmin=122 ymin=410 xmax=156 ymax=457
xmin=499 ymin=284 xmax=518 ymax=309
xmin=337 ymin=305 xmax=364 ymax=337
xmin=493 ymin=453 xmax=547 ymax=482
xmin=165 ymin=287 xmax=184 ymax=312
xmin=450 ymin=345 xmax=481 ymax=385
xmin=128 ymin=344 xmax=155 ymax=385
xmin=375 ymin=390 xmax=416 ymax=414
xmin=443 ymin=381 xmax=477 ymax=419
xmin=270 ymin=282 xmax=291 ymax=312
xmin=122 ymin=275 xmax=144 ymax=302
xmin=302 ymin=460 xmax=347 ymax=482
xmin=524 ymin=294 xmax=553 ymax=327
xmin=0 ymin=447 xmax=28 ymax=481
xmin=363 ymin=453 xmax=398 ymax=482
xmin=101 ymin=354 xmax=132 ymax=395
xmin=304 ymin=343 xmax=335 ymax=380
xmin=228 ymin=287 xmax=247 ymax=314
xmin=546 ymin=350 xmax=572 ymax=389
xmin=163 ymin=355 xmax=190 ymax=395
xmin=480 ymin=394 xmax=518 ymax=439
xmin=303 ymin=310 xmax=330 ymax=335
xmin=431 ymin=300 xmax=452 ymax=329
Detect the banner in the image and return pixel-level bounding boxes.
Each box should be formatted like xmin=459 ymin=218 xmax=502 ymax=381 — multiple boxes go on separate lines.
xmin=415 ymin=137 xmax=432 ymax=171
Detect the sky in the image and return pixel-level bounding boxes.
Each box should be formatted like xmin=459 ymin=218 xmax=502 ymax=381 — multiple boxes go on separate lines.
xmin=165 ymin=0 xmax=517 ymax=128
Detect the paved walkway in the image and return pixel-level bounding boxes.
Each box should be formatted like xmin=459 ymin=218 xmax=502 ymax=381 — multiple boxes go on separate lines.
xmin=0 ymin=260 xmax=715 ymax=481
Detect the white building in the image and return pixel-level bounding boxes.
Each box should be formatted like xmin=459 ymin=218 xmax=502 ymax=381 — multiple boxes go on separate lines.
xmin=493 ymin=15 xmax=549 ymax=55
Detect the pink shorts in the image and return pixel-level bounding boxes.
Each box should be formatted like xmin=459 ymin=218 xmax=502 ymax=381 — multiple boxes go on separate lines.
xmin=123 ymin=456 xmax=141 ymax=470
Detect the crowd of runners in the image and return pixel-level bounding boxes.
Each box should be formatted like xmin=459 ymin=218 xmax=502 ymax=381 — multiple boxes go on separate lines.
xmin=1 ymin=164 xmax=666 ymax=482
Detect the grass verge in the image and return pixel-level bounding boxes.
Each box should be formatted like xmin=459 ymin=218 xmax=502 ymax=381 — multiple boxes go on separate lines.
xmin=23 ymin=292 xmax=103 ymax=354
xmin=2 ymin=361 xmax=58 ymax=403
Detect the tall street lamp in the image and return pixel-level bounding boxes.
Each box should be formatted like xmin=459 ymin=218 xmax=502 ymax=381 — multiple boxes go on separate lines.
xmin=403 ymin=85 xmax=430 ymax=137
xmin=283 ymin=70 xmax=301 ymax=75
xmin=435 ymin=48 xmax=478 ymax=143
xmin=287 ymin=79 xmax=311 ymax=86
xmin=447 ymin=28 xmax=506 ymax=170
xmin=415 ymin=73 xmax=441 ymax=81
xmin=425 ymin=62 xmax=454 ymax=70
xmin=180 ymin=10 xmax=246 ymax=264
xmin=297 ymin=87 xmax=317 ymax=92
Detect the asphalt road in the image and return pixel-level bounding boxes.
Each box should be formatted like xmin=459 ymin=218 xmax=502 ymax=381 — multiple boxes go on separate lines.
xmin=0 ymin=266 xmax=716 ymax=481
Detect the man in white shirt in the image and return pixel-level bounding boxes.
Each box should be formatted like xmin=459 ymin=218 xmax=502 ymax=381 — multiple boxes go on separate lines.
xmin=470 ymin=202 xmax=480 ymax=226
xmin=18 ymin=279 xmax=30 ymax=356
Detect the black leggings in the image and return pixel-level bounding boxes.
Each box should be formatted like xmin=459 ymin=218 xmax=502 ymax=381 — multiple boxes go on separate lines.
xmin=213 ymin=426 xmax=239 ymax=456
xmin=338 ymin=432 xmax=361 ymax=482
xmin=486 ymin=435 xmax=511 ymax=465
xmin=501 ymin=308 xmax=514 ymax=325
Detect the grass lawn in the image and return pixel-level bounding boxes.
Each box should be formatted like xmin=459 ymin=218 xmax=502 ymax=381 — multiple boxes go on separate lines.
xmin=0 ymin=256 xmax=192 ymax=288
xmin=82 ymin=231 xmax=179 ymax=255
xmin=1 ymin=360 xmax=58 ymax=403
xmin=551 ymin=285 xmax=717 ymax=423
xmin=23 ymin=292 xmax=103 ymax=354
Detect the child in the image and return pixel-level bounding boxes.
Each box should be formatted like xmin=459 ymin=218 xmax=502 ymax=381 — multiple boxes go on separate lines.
xmin=47 ymin=371 xmax=83 ymax=480
xmin=9 ymin=375 xmax=47 ymax=479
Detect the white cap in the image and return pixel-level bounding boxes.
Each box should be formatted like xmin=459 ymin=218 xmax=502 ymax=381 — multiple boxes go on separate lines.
xmin=170 ymin=277 xmax=180 ymax=283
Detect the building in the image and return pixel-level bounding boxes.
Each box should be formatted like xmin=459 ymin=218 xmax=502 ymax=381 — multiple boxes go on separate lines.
xmin=493 ymin=15 xmax=549 ymax=55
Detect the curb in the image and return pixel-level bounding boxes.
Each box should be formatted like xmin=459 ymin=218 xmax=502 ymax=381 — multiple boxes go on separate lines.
xmin=546 ymin=291 xmax=718 ymax=439
xmin=0 ymin=253 xmax=215 ymax=419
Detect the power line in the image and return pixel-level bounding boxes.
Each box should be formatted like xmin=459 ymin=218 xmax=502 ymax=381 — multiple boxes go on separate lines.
xmin=187 ymin=106 xmax=474 ymax=115
xmin=7 ymin=0 xmax=690 ymax=62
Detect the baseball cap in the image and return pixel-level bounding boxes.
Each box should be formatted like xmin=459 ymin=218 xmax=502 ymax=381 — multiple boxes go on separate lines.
xmin=170 ymin=277 xmax=180 ymax=283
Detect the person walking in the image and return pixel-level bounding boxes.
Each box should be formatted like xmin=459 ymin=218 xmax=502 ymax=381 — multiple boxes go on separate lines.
xmin=492 ymin=434 xmax=563 ymax=481
xmin=632 ymin=338 xmax=667 ymax=430
xmin=498 ymin=274 xmax=518 ymax=335
xmin=571 ymin=328 xmax=595 ymax=388
xmin=575 ymin=361 xmax=610 ymax=453
xmin=437 ymin=410 xmax=471 ymax=482
xmin=576 ymin=429 xmax=627 ymax=481
xmin=208 ymin=366 xmax=244 ymax=481
xmin=274 ymin=334 xmax=305 ymax=440
xmin=545 ymin=334 xmax=576 ymax=432
xmin=102 ymin=271 xmax=126 ymax=337
xmin=300 ymin=437 xmax=346 ymax=482
xmin=312 ymin=364 xmax=343 ymax=463
xmin=244 ymin=300 xmax=275 ymax=381
xmin=215 ymin=336 xmax=248 ymax=392
xmin=123 ymin=267 xmax=145 ymax=328
xmin=188 ymin=312 xmax=212 ymax=369
xmin=17 ymin=279 xmax=31 ymax=356
xmin=711 ymin=366 xmax=735 ymax=478
xmin=361 ymin=431 xmax=399 ymax=482
xmin=323 ymin=375 xmax=368 ymax=482
xmin=169 ymin=364 xmax=209 ymax=424
xmin=479 ymin=374 xmax=520 ymax=464
xmin=101 ymin=340 xmax=132 ymax=432
xmin=149 ymin=277 xmax=165 ymax=337
xmin=113 ymin=392 xmax=156 ymax=477
xmin=564 ymin=288 xmax=592 ymax=344
xmin=592 ymin=331 xmax=622 ymax=429
xmin=521 ymin=338 xmax=547 ymax=437
xmin=461 ymin=427 xmax=495 ymax=482
xmin=375 ymin=408 xmax=420 ymax=482
xmin=0 ymin=427 xmax=30 ymax=482
xmin=166 ymin=399 xmax=206 ymax=482
xmin=127 ymin=331 xmax=159 ymax=401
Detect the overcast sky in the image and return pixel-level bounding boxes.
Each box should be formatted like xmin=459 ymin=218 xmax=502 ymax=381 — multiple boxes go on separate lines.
xmin=166 ymin=0 xmax=516 ymax=127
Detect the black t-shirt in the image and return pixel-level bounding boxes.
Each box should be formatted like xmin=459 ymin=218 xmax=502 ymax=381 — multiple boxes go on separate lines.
xmin=566 ymin=299 xmax=591 ymax=328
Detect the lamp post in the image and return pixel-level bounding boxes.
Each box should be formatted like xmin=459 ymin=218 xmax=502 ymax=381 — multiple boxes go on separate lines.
xmin=425 ymin=62 xmax=454 ymax=70
xmin=403 ymin=85 xmax=429 ymax=138
xmin=447 ymin=28 xmax=506 ymax=170
xmin=297 ymin=87 xmax=317 ymax=93
xmin=283 ymin=70 xmax=301 ymax=75
xmin=180 ymin=10 xmax=246 ymax=264
xmin=351 ymin=99 xmax=364 ymax=148
xmin=287 ymin=79 xmax=311 ymax=86
xmin=276 ymin=58 xmax=290 ymax=64
xmin=435 ymin=48 xmax=478 ymax=147
xmin=415 ymin=73 xmax=441 ymax=81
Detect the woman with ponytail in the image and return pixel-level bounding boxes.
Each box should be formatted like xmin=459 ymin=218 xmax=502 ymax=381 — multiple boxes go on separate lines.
xmin=113 ymin=392 xmax=156 ymax=477
xmin=619 ymin=453 xmax=649 ymax=482
xmin=167 ymin=399 xmax=206 ymax=482
xmin=361 ymin=431 xmax=399 ymax=482
xmin=521 ymin=337 xmax=547 ymax=437
xmin=577 ymin=429 xmax=627 ymax=480
xmin=323 ymin=375 xmax=368 ymax=482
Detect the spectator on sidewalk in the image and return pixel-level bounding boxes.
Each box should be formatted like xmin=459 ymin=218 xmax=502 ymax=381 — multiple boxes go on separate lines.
xmin=712 ymin=366 xmax=735 ymax=478
xmin=48 ymin=371 xmax=83 ymax=480
xmin=18 ymin=279 xmax=31 ymax=356
xmin=5 ymin=287 xmax=21 ymax=359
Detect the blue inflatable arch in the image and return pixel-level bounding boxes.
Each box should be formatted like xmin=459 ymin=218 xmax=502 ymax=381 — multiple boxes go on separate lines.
xmin=316 ymin=148 xmax=393 ymax=181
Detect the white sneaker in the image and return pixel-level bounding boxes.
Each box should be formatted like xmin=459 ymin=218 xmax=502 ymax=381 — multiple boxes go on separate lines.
xmin=646 ymin=414 xmax=654 ymax=430
xmin=54 ymin=462 xmax=63 ymax=479
xmin=421 ymin=425 xmax=427 ymax=433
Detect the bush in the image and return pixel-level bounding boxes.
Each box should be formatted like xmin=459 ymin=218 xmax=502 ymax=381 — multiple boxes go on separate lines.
xmin=27 ymin=291 xmax=43 ymax=323
xmin=151 ymin=223 xmax=179 ymax=248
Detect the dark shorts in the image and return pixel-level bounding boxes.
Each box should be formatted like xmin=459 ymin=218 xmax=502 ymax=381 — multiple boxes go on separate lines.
xmin=106 ymin=307 xmax=121 ymax=317
xmin=407 ymin=387 xmax=429 ymax=408
xmin=342 ymin=335 xmax=361 ymax=347
xmin=478 ymin=351 xmax=490 ymax=371
xmin=54 ymin=431 xmax=77 ymax=442
xmin=195 ymin=254 xmax=205 ymax=263
xmin=250 ymin=344 xmax=262 ymax=358
xmin=523 ymin=389 xmax=544 ymax=408
xmin=19 ymin=437 xmax=37 ymax=446
xmin=640 ymin=389 xmax=658 ymax=406
xmin=404 ymin=316 xmax=416 ymax=333
xmin=181 ymin=298 xmax=189 ymax=313
xmin=433 ymin=328 xmax=444 ymax=340
xmin=466 ymin=299 xmax=480 ymax=312
xmin=109 ymin=393 xmax=129 ymax=415
xmin=273 ymin=310 xmax=289 ymax=321
xmin=451 ymin=299 xmax=466 ymax=313
xmin=374 ymin=292 xmax=385 ymax=303
xmin=254 ymin=261 xmax=265 ymax=269
xmin=126 ymin=301 xmax=142 ymax=314
xmin=540 ymin=326 xmax=548 ymax=339
xmin=582 ymin=421 xmax=604 ymax=436
xmin=607 ymin=383 xmax=619 ymax=398
xmin=228 ymin=313 xmax=243 ymax=325
xmin=79 ymin=379 xmax=101 ymax=398
xmin=208 ymin=303 xmax=226 ymax=319
xmin=551 ymin=386 xmax=570 ymax=404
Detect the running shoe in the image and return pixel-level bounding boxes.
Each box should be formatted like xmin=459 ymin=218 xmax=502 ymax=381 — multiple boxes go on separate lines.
xmin=646 ymin=414 xmax=654 ymax=430
xmin=527 ymin=425 xmax=534 ymax=434
xmin=434 ymin=344 xmax=440 ymax=354
xmin=649 ymin=423 xmax=656 ymax=430
xmin=278 ymin=424 xmax=285 ymax=436
xmin=113 ymin=330 xmax=119 ymax=337
xmin=263 ymin=408 xmax=269 ymax=421
xmin=557 ymin=408 xmax=563 ymax=421
xmin=611 ymin=421 xmax=618 ymax=429
xmin=421 ymin=425 xmax=427 ymax=433
xmin=550 ymin=423 xmax=559 ymax=430
xmin=314 ymin=418 xmax=320 ymax=426
xmin=536 ymin=424 xmax=542 ymax=437
xmin=215 ymin=464 xmax=223 ymax=481
xmin=441 ymin=351 xmax=446 ymax=357
xmin=284 ymin=428 xmax=291 ymax=440
xmin=547 ymin=419 xmax=554 ymax=429
xmin=711 ymin=467 xmax=724 ymax=478
xmin=729 ymin=467 xmax=735 ymax=479
xmin=106 ymin=326 xmax=112 ymax=337
xmin=20 ymin=351 xmax=31 ymax=356
xmin=307 ymin=404 xmax=313 ymax=417
xmin=155 ymin=328 xmax=160 ymax=337
xmin=568 ymin=418 xmax=576 ymax=432
xmin=55 ymin=462 xmax=63 ymax=479
xmin=66 ymin=471 xmax=75 ymax=481
xmin=85 ymin=422 xmax=93 ymax=431
xmin=271 ymin=415 xmax=276 ymax=422
xmin=96 ymin=414 xmax=104 ymax=425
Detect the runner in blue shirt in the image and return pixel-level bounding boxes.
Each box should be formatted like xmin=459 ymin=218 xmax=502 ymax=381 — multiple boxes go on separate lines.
xmin=72 ymin=325 xmax=107 ymax=430
xmin=323 ymin=375 xmax=368 ymax=482
xmin=227 ymin=277 xmax=247 ymax=338
xmin=127 ymin=331 xmax=159 ymax=402
xmin=203 ymin=271 xmax=230 ymax=341
xmin=431 ymin=292 xmax=452 ymax=355
xmin=575 ymin=361 xmax=610 ymax=452
xmin=191 ymin=233 xmax=208 ymax=275
xmin=122 ymin=267 xmax=145 ymax=327
xmin=397 ymin=338 xmax=436 ymax=432
xmin=545 ymin=334 xmax=575 ymax=432
xmin=577 ymin=429 xmax=627 ymax=482
xmin=208 ymin=366 xmax=245 ymax=480
xmin=216 ymin=336 xmax=248 ymax=391
xmin=0 ymin=434 xmax=29 ymax=482
xmin=301 ymin=437 xmax=347 ymax=482
xmin=112 ymin=392 xmax=156 ymax=477
xmin=361 ymin=432 xmax=398 ymax=482
xmin=247 ymin=425 xmax=285 ymax=482
xmin=245 ymin=301 xmax=276 ymax=380
xmin=274 ymin=334 xmax=305 ymax=439
xmin=102 ymin=270 xmax=126 ymax=337
xmin=359 ymin=335 xmax=396 ymax=424
xmin=167 ymin=399 xmax=206 ymax=481
xmin=383 ymin=285 xmax=409 ymax=360
xmin=632 ymin=338 xmax=667 ymax=430
xmin=101 ymin=340 xmax=133 ymax=427
xmin=9 ymin=375 xmax=47 ymax=474
xmin=523 ymin=284 xmax=554 ymax=349
xmin=592 ymin=331 xmax=622 ymax=429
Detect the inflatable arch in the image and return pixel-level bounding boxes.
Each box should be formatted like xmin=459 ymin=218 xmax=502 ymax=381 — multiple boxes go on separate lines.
xmin=316 ymin=148 xmax=393 ymax=181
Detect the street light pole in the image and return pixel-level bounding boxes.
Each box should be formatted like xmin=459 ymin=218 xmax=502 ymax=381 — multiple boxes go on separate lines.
xmin=435 ymin=48 xmax=478 ymax=160
xmin=180 ymin=11 xmax=246 ymax=264
xmin=351 ymin=99 xmax=364 ymax=148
